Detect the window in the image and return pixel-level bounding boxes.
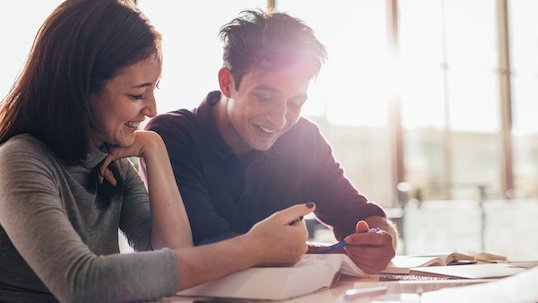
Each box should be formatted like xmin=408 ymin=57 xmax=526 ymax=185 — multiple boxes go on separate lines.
xmin=277 ymin=0 xmax=394 ymax=205
xmin=399 ymin=0 xmax=500 ymax=199
xmin=137 ymin=0 xmax=266 ymax=113
xmin=509 ymin=0 xmax=538 ymax=198
xmin=0 ymin=1 xmax=64 ymax=99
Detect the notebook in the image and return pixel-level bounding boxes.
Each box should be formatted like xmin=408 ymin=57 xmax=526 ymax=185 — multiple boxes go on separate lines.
xmin=383 ymin=252 xmax=508 ymax=275
xmin=409 ymin=263 xmax=527 ymax=279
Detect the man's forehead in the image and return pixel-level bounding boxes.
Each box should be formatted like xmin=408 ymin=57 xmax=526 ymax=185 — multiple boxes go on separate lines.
xmin=249 ymin=60 xmax=317 ymax=82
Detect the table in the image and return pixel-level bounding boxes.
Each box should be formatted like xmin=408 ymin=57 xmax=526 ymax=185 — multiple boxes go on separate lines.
xmin=159 ymin=263 xmax=538 ymax=303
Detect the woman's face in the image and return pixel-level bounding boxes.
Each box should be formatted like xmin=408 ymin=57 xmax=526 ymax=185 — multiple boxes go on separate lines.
xmin=90 ymin=56 xmax=161 ymax=147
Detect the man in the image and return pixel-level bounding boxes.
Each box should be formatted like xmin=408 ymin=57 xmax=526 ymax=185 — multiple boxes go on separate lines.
xmin=144 ymin=10 xmax=397 ymax=273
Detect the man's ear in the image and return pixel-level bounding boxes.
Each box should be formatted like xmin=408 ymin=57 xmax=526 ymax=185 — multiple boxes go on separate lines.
xmin=218 ymin=67 xmax=235 ymax=98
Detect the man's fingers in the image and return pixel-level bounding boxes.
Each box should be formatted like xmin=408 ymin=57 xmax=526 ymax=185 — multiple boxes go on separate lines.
xmin=345 ymin=244 xmax=395 ymax=260
xmin=345 ymin=230 xmax=392 ymax=246
xmin=355 ymin=220 xmax=369 ymax=233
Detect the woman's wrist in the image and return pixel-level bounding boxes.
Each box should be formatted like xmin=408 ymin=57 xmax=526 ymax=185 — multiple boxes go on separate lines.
xmin=138 ymin=131 xmax=166 ymax=159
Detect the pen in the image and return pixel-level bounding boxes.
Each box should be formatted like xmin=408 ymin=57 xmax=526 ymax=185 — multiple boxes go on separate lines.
xmin=315 ymin=227 xmax=381 ymax=254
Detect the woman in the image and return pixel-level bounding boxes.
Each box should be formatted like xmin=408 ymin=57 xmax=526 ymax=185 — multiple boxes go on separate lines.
xmin=0 ymin=0 xmax=314 ymax=302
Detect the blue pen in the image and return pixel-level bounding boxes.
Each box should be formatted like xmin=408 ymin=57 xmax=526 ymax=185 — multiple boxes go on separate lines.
xmin=316 ymin=227 xmax=381 ymax=254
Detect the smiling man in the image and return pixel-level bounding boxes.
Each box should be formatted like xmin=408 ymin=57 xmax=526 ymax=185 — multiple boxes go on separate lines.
xmin=144 ymin=10 xmax=398 ymax=273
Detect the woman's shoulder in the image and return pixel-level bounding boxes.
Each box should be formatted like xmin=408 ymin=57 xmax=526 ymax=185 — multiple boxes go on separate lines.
xmin=0 ymin=134 xmax=59 ymax=170
xmin=0 ymin=134 xmax=52 ymax=156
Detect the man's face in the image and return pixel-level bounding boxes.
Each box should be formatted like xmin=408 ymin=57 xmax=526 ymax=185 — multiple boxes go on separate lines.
xmin=223 ymin=63 xmax=312 ymax=155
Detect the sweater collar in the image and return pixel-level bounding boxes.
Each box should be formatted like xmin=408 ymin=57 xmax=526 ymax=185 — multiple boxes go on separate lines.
xmin=80 ymin=144 xmax=109 ymax=169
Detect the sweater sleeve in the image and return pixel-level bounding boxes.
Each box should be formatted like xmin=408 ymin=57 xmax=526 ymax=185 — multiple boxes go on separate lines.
xmin=301 ymin=121 xmax=387 ymax=240
xmin=0 ymin=137 xmax=178 ymax=303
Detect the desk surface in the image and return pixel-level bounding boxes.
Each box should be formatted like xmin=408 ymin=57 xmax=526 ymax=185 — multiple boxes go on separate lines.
xmin=159 ymin=276 xmax=367 ymax=303
xmin=159 ymin=276 xmax=446 ymax=303
xmin=160 ymin=264 xmax=538 ymax=303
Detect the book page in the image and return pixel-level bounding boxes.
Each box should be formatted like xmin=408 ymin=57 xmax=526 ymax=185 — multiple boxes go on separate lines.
xmin=380 ymin=256 xmax=447 ymax=274
xmin=473 ymin=252 xmax=507 ymax=263
xmin=410 ymin=263 xmax=526 ymax=279
xmin=176 ymin=254 xmax=342 ymax=300
xmin=414 ymin=251 xmax=507 ymax=265
xmin=335 ymin=254 xmax=368 ymax=277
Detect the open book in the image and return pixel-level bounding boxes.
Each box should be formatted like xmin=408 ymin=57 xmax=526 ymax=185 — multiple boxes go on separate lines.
xmin=176 ymin=253 xmax=508 ymax=300
xmin=384 ymin=252 xmax=507 ymax=275
xmin=176 ymin=254 xmax=369 ymax=300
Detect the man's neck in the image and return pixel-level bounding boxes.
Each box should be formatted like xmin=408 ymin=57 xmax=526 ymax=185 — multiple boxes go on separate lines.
xmin=213 ymin=96 xmax=252 ymax=158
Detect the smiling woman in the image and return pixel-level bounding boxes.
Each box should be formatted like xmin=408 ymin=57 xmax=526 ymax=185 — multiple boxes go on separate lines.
xmin=0 ymin=1 xmax=314 ymax=302
xmin=89 ymin=56 xmax=161 ymax=148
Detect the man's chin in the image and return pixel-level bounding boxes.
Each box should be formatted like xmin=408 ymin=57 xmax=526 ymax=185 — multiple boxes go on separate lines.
xmin=252 ymin=142 xmax=276 ymax=151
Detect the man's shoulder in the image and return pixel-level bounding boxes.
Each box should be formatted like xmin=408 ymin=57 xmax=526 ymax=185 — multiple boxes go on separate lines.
xmin=146 ymin=109 xmax=197 ymax=129
xmin=145 ymin=109 xmax=203 ymax=139
xmin=271 ymin=117 xmax=329 ymax=157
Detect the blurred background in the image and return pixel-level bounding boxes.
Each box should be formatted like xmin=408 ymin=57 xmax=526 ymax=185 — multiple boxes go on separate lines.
xmin=1 ymin=0 xmax=537 ymax=260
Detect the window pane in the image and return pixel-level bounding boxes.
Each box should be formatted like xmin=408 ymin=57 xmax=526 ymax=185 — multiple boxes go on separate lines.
xmin=509 ymin=0 xmax=538 ymax=197
xmin=445 ymin=0 xmax=499 ymax=134
xmin=399 ymin=0 xmax=501 ymax=199
xmin=137 ymin=0 xmax=266 ymax=114
xmin=0 ymin=1 xmax=64 ymax=99
xmin=399 ymin=0 xmax=445 ymax=130
xmin=277 ymin=0 xmax=393 ymax=205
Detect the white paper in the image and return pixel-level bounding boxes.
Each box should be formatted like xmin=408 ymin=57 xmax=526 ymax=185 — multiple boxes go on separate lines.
xmin=421 ymin=266 xmax=538 ymax=303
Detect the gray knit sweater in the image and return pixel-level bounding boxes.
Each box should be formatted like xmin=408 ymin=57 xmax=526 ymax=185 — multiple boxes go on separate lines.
xmin=0 ymin=134 xmax=178 ymax=302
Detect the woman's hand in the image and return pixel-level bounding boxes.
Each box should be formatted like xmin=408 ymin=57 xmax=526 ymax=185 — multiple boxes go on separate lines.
xmin=98 ymin=130 xmax=162 ymax=185
xmin=173 ymin=203 xmax=316 ymax=289
xmin=244 ymin=202 xmax=316 ymax=267
xmin=98 ymin=129 xmax=192 ymax=249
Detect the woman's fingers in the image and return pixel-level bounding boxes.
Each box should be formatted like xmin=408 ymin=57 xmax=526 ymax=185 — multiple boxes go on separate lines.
xmin=98 ymin=154 xmax=117 ymax=186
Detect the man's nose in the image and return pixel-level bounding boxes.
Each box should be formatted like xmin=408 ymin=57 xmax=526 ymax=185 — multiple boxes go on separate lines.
xmin=267 ymin=102 xmax=287 ymax=129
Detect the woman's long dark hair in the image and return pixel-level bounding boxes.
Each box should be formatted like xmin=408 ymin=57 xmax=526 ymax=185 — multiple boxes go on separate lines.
xmin=0 ymin=0 xmax=161 ymax=205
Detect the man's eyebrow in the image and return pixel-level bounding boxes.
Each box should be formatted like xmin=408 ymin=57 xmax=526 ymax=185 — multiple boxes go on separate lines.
xmin=129 ymin=82 xmax=153 ymax=89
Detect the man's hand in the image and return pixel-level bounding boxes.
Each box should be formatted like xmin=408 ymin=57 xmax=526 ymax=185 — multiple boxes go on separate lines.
xmin=343 ymin=219 xmax=396 ymax=273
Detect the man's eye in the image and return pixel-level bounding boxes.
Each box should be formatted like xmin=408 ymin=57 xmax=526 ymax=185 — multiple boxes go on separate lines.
xmin=129 ymin=94 xmax=145 ymax=100
xmin=257 ymin=94 xmax=274 ymax=102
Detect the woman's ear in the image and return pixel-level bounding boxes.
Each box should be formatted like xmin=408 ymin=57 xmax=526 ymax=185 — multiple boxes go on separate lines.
xmin=218 ymin=67 xmax=235 ymax=98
